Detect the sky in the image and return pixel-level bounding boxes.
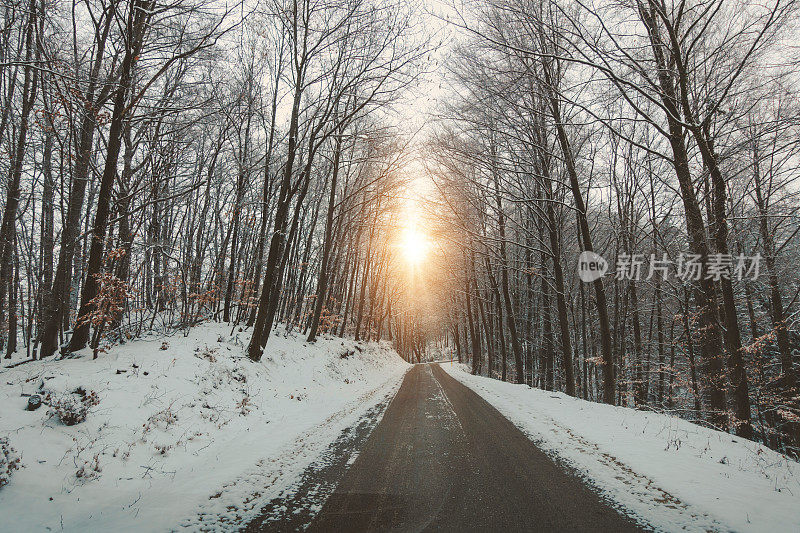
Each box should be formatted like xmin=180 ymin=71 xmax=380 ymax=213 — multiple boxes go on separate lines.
xmin=382 ymin=0 xmax=469 ymax=212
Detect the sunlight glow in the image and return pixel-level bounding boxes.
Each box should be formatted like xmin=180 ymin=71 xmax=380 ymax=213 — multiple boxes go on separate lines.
xmin=401 ymin=225 xmax=429 ymax=267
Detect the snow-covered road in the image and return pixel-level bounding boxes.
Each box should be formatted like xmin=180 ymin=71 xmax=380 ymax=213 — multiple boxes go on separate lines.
xmin=3 ymin=331 xmax=799 ymax=532
xmin=304 ymin=363 xmax=643 ymax=531
xmin=442 ymin=362 xmax=800 ymax=532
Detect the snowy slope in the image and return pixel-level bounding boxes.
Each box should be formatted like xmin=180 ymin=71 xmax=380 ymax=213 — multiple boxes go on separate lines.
xmin=441 ymin=362 xmax=800 ymax=533
xmin=0 ymin=324 xmax=409 ymax=532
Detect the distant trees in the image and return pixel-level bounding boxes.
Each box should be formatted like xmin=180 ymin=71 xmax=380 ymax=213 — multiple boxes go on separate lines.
xmin=245 ymin=0 xmax=422 ymax=361
xmin=0 ymin=0 xmax=424 ymax=365
xmin=433 ymin=0 xmax=800 ymax=454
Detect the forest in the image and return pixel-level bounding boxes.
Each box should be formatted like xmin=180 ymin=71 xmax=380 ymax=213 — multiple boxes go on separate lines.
xmin=1 ymin=0 xmax=799 ymax=466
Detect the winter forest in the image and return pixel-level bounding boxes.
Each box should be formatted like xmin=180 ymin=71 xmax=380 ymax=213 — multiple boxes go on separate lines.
xmin=2 ymin=0 xmax=800 ymax=529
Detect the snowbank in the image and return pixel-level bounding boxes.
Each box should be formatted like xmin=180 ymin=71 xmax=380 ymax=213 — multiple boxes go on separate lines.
xmin=441 ymin=362 xmax=800 ymax=532
xmin=0 ymin=324 xmax=409 ymax=531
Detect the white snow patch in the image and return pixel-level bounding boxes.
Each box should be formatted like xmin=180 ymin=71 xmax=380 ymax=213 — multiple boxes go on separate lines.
xmin=441 ymin=362 xmax=800 ymax=533
xmin=0 ymin=324 xmax=409 ymax=532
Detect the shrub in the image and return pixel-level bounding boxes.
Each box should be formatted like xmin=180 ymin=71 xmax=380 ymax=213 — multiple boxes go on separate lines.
xmin=0 ymin=438 xmax=21 ymax=488
xmin=45 ymin=388 xmax=101 ymax=426
xmin=75 ymin=453 xmax=101 ymax=481
xmin=143 ymin=404 xmax=179 ymax=434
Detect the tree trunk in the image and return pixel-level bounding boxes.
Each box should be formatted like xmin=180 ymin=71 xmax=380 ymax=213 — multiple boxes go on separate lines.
xmin=308 ymin=135 xmax=343 ymax=342
xmin=70 ymin=0 xmax=154 ymax=353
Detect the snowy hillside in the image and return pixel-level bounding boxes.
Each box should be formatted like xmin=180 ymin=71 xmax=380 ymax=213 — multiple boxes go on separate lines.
xmin=0 ymin=324 xmax=409 ymax=532
xmin=442 ymin=363 xmax=800 ymax=532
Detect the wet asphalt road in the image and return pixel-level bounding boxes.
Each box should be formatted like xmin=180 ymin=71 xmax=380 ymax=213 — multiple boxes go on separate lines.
xmin=300 ymin=363 xmax=645 ymax=532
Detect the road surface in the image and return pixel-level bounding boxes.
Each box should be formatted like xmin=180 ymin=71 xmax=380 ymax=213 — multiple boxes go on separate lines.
xmin=252 ymin=363 xmax=645 ymax=532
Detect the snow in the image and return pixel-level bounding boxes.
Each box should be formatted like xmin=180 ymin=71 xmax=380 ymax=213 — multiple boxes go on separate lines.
xmin=0 ymin=323 xmax=409 ymax=532
xmin=441 ymin=362 xmax=800 ymax=533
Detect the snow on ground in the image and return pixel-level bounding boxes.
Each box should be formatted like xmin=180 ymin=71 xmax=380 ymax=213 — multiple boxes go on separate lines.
xmin=441 ymin=362 xmax=800 ymax=533
xmin=0 ymin=323 xmax=409 ymax=532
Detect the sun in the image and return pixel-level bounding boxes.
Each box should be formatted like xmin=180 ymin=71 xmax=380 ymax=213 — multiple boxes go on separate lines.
xmin=401 ymin=225 xmax=428 ymax=266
